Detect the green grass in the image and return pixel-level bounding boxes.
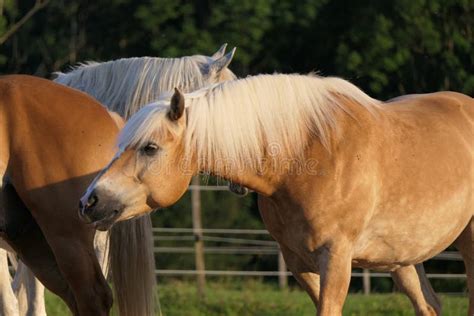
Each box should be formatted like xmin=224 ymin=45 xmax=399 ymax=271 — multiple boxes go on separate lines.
xmin=45 ymin=280 xmax=468 ymax=315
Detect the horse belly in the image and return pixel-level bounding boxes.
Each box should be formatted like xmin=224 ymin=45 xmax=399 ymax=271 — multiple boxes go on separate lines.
xmin=352 ymin=190 xmax=472 ymax=270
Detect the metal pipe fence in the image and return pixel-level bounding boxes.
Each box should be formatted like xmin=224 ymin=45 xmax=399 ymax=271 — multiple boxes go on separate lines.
xmin=152 ymin=226 xmax=467 ymax=295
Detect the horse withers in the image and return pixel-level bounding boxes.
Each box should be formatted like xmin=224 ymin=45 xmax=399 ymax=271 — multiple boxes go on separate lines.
xmin=83 ymin=74 xmax=474 ymax=315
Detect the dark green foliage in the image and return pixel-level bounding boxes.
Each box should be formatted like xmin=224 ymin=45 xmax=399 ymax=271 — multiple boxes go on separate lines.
xmin=2 ymin=0 xmax=472 ymax=95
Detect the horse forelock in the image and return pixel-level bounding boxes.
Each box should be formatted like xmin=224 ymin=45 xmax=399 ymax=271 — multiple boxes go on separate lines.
xmin=118 ymin=103 xmax=175 ymax=151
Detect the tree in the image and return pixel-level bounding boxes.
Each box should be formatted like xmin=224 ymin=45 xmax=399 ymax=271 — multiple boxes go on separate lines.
xmin=329 ymin=0 xmax=474 ymax=97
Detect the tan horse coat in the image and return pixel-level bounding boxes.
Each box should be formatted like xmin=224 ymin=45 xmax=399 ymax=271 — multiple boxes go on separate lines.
xmin=0 ymin=75 xmax=120 ymax=315
xmin=84 ymin=74 xmax=473 ymax=315
xmin=258 ymin=92 xmax=473 ymax=314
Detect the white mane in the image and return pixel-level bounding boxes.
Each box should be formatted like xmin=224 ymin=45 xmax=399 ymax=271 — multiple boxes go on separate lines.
xmin=119 ymin=74 xmax=380 ymax=171
xmin=54 ymin=55 xmax=235 ymax=119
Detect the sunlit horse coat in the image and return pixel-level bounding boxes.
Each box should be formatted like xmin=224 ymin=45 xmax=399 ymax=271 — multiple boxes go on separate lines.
xmin=84 ymin=74 xmax=474 ymax=315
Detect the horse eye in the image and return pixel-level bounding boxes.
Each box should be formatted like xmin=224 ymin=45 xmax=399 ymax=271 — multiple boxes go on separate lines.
xmin=142 ymin=143 xmax=159 ymax=156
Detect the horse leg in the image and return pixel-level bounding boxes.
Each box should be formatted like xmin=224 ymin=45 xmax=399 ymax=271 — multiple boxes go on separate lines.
xmin=7 ymin=210 xmax=110 ymax=316
xmin=279 ymin=244 xmax=320 ymax=307
xmin=4 ymin=225 xmax=76 ymax=313
xmin=4 ymin=204 xmax=110 ymax=316
xmin=0 ymin=248 xmax=19 ymax=316
xmin=41 ymin=235 xmax=112 ymax=316
xmin=23 ymin=195 xmax=113 ymax=316
xmin=414 ymin=264 xmax=442 ymax=315
xmin=1 ymin=180 xmax=78 ymax=314
xmin=454 ymin=217 xmax=474 ymax=316
xmin=281 ymin=243 xmax=440 ymax=316
xmin=12 ymin=261 xmax=47 ymax=316
xmin=5 ymin=221 xmax=78 ymax=314
xmin=317 ymin=243 xmax=352 ymax=315
xmin=56 ymin=225 xmax=112 ymax=316
xmin=391 ymin=264 xmax=441 ymax=316
xmin=2 ymin=180 xmax=111 ymax=315
xmin=0 ymin=167 xmax=18 ymax=316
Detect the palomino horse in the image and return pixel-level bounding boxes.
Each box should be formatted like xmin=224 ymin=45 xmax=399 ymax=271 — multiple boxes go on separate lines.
xmin=83 ymin=74 xmax=474 ymax=315
xmin=56 ymin=52 xmax=445 ymax=315
xmin=0 ymin=46 xmax=237 ymax=316
xmin=58 ymin=52 xmax=444 ymax=314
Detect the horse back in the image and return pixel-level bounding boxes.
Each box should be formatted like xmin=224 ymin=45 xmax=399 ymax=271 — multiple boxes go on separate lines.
xmin=384 ymin=91 xmax=474 ymax=149
xmin=387 ymin=91 xmax=474 ymax=126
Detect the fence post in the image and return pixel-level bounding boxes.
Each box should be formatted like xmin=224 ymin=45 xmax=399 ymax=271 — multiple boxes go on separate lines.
xmin=363 ymin=269 xmax=371 ymax=295
xmin=278 ymin=250 xmax=288 ymax=289
xmin=191 ymin=177 xmax=206 ymax=299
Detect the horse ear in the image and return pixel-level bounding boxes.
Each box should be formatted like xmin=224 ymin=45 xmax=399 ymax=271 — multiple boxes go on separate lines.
xmin=209 ymin=47 xmax=236 ymax=74
xmin=168 ymin=88 xmax=185 ymax=121
xmin=211 ymin=43 xmax=227 ymax=60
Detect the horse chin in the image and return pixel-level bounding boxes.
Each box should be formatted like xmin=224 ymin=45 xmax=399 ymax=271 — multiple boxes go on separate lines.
xmin=92 ymin=209 xmax=122 ymax=231
xmin=119 ymin=204 xmax=154 ymax=221
xmin=95 ymin=222 xmax=114 ymax=231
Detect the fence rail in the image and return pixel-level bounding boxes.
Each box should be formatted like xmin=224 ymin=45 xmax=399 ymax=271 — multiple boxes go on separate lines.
xmin=153 ymin=227 xmax=270 ymax=234
xmin=153 ymin=227 xmax=467 ymax=292
xmin=154 ymin=269 xmax=467 ymax=279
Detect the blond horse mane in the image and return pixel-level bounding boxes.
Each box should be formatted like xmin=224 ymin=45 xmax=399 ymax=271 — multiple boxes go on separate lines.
xmin=120 ymin=74 xmax=380 ymax=172
xmin=54 ymin=49 xmax=236 ymax=316
xmin=55 ymin=55 xmax=236 ymax=119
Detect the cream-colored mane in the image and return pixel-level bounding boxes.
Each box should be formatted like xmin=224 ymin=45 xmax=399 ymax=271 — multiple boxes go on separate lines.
xmin=55 ymin=55 xmax=236 ymax=119
xmin=119 ymin=74 xmax=380 ymax=171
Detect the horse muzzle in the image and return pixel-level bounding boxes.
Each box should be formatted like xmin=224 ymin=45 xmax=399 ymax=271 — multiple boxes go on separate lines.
xmin=78 ymin=189 xmax=123 ymax=230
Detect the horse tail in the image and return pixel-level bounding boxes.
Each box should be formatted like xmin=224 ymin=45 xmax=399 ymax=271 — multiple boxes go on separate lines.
xmin=109 ymin=215 xmax=159 ymax=316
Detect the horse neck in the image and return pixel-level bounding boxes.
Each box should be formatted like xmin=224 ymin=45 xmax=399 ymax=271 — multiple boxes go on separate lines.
xmin=195 ymin=157 xmax=278 ymax=196
xmin=193 ymin=95 xmax=380 ymax=197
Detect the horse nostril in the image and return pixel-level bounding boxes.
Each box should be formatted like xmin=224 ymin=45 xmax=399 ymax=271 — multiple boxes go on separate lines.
xmin=87 ymin=194 xmax=98 ymax=208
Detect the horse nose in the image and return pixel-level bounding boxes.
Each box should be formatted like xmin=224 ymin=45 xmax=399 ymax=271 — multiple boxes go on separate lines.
xmin=78 ymin=192 xmax=99 ymax=223
xmin=87 ymin=194 xmax=98 ymax=209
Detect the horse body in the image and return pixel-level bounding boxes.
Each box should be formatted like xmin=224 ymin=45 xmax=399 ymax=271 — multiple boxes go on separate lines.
xmin=85 ymin=74 xmax=473 ymax=315
xmin=0 ymin=75 xmax=119 ymax=315
xmin=262 ymin=91 xmax=473 ymax=270
xmin=261 ymin=90 xmax=473 ymax=314
xmin=357 ymin=93 xmax=472 ymax=266
xmin=3 ymin=76 xmax=118 ymax=189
